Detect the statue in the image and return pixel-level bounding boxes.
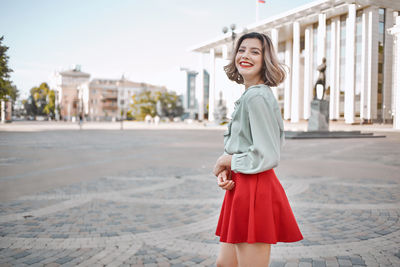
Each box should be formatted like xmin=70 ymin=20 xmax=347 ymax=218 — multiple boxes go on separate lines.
xmin=213 ymin=91 xmax=228 ymax=124
xmin=308 ymin=57 xmax=329 ymax=131
xmin=313 ymin=57 xmax=327 ymax=100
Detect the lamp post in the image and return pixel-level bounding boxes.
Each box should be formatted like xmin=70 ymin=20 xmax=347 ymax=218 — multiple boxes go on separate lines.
xmin=222 ymin=24 xmax=237 ymax=52
xmin=78 ymin=86 xmax=84 ymax=130
xmin=120 ymin=101 xmax=125 ymax=130
xmin=55 ymin=90 xmax=60 ymax=121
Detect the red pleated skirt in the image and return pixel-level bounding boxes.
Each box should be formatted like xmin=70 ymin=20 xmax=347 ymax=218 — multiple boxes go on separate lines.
xmin=215 ymin=169 xmax=303 ymax=244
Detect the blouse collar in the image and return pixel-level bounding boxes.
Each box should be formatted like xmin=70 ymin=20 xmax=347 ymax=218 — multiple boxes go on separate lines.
xmin=234 ymin=84 xmax=267 ymax=107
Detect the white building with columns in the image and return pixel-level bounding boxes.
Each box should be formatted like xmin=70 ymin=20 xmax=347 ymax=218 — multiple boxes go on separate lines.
xmin=190 ymin=0 xmax=400 ymax=129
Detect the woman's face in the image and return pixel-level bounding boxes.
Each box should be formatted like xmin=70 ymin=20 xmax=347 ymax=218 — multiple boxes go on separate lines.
xmin=235 ymin=38 xmax=263 ymax=82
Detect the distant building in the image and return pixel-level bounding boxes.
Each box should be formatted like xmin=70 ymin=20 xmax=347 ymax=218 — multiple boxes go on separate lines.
xmin=182 ymin=70 xmax=197 ymax=119
xmin=54 ymin=67 xmax=168 ymax=121
xmin=54 ymin=65 xmax=90 ymax=121
xmin=190 ymin=0 xmax=400 ymax=129
xmin=181 ymin=69 xmax=209 ymax=120
xmin=88 ymin=76 xmax=168 ymax=121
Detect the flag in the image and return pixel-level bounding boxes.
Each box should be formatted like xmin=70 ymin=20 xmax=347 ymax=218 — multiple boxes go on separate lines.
xmin=256 ymin=0 xmax=265 ymax=22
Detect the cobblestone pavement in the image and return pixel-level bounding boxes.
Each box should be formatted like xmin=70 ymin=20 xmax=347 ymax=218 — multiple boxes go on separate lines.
xmin=0 ymin=129 xmax=400 ymax=266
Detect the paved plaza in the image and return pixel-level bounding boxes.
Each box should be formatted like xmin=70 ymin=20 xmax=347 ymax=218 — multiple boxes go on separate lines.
xmin=0 ymin=122 xmax=399 ymax=266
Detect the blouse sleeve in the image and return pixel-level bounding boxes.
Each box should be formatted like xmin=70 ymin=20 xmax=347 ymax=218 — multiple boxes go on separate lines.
xmin=231 ymin=95 xmax=281 ymax=174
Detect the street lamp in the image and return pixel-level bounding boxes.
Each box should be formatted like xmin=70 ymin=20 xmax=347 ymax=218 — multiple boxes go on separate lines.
xmin=222 ymin=24 xmax=237 ymax=51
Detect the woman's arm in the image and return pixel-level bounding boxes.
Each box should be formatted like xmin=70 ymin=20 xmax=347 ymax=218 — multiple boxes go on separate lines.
xmin=216 ymin=168 xmax=235 ymax=190
xmin=231 ymin=95 xmax=281 ymax=174
xmin=214 ymin=155 xmax=235 ymax=190
xmin=213 ymin=154 xmax=232 ymax=176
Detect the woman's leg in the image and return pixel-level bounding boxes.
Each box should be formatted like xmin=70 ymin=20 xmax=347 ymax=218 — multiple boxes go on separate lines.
xmin=234 ymin=243 xmax=271 ymax=267
xmin=216 ymin=242 xmax=238 ymax=267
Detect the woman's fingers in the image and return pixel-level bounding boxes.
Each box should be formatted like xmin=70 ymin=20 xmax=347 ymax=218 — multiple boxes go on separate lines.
xmin=220 ymin=170 xmax=228 ymax=182
xmin=217 ymin=173 xmax=222 ymax=183
xmin=217 ymin=170 xmax=234 ymax=190
xmin=221 ymin=180 xmax=235 ymax=190
xmin=218 ymin=180 xmax=229 ymax=187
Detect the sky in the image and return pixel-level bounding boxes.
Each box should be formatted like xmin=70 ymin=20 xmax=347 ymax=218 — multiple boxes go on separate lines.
xmin=1 ymin=0 xmax=315 ymax=99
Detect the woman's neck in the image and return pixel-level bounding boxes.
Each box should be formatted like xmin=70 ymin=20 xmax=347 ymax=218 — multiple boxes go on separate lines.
xmin=244 ymin=76 xmax=264 ymax=90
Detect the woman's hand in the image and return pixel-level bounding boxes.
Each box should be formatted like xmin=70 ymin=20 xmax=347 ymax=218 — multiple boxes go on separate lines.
xmin=217 ymin=169 xmax=235 ymax=190
xmin=213 ymin=154 xmax=233 ymax=176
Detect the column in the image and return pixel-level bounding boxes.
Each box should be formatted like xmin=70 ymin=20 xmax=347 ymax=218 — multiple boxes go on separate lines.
xmin=1 ymin=100 xmax=5 ymax=123
xmin=360 ymin=10 xmax=368 ymax=122
xmin=197 ymin=53 xmax=205 ymax=121
xmin=222 ymin=45 xmax=228 ymax=60
xmin=334 ymin=18 xmax=341 ymax=120
xmin=291 ymin=21 xmax=300 ymax=122
xmin=284 ymin=40 xmax=292 ymax=120
xmin=389 ymin=16 xmax=400 ymax=129
xmin=271 ymin=28 xmax=279 ymax=50
xmin=329 ymin=17 xmax=338 ymax=120
xmin=345 ymin=4 xmax=356 ymax=124
xmin=271 ymin=28 xmax=279 ymax=99
xmin=208 ymin=48 xmax=216 ymax=122
xmin=318 ymin=13 xmax=327 ymax=64
xmin=366 ymin=7 xmax=379 ymax=122
xmin=303 ymin=25 xmax=313 ymax=119
xmin=383 ymin=8 xmax=394 ymax=122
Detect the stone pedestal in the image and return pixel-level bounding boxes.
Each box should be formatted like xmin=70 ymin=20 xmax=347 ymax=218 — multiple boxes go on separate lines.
xmin=308 ymin=100 xmax=330 ymax=131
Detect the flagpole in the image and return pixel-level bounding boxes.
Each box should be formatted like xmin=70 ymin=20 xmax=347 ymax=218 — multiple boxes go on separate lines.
xmin=256 ymin=0 xmax=259 ymax=22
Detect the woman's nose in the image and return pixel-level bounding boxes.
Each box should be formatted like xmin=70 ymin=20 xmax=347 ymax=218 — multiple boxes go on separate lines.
xmin=241 ymin=51 xmax=249 ymax=59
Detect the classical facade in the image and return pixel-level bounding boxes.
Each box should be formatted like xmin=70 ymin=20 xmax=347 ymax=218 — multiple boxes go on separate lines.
xmin=54 ymin=66 xmax=90 ymax=121
xmin=190 ymin=0 xmax=400 ymax=128
xmin=388 ymin=15 xmax=400 ymax=129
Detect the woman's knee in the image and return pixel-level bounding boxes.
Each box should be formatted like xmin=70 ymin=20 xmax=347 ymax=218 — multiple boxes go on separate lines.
xmin=216 ymin=257 xmax=231 ymax=267
xmin=216 ymin=253 xmax=238 ymax=267
xmin=217 ymin=242 xmax=238 ymax=267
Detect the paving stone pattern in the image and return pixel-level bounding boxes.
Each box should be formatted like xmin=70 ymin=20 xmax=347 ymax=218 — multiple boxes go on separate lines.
xmin=0 ymin=130 xmax=399 ymax=266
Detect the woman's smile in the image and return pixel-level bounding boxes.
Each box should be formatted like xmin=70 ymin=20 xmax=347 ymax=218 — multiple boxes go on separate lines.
xmin=238 ymin=60 xmax=254 ymax=68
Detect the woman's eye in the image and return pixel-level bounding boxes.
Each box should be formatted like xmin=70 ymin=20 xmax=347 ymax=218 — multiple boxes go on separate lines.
xmin=238 ymin=49 xmax=245 ymax=52
xmin=252 ymin=51 xmax=260 ymax=54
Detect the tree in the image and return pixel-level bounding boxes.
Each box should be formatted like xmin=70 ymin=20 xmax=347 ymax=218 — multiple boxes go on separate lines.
xmin=131 ymin=90 xmax=158 ymax=120
xmin=0 ymin=36 xmax=18 ymax=101
xmin=43 ymin=88 xmax=56 ymax=118
xmin=131 ymin=89 xmax=184 ymax=121
xmin=24 ymin=82 xmax=56 ymax=118
xmin=156 ymin=90 xmax=184 ymax=119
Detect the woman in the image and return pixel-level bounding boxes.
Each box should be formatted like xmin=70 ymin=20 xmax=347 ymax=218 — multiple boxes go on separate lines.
xmin=213 ymin=32 xmax=303 ymax=267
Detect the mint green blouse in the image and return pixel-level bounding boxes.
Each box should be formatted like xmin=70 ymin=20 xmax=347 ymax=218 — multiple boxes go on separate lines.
xmin=224 ymin=84 xmax=285 ymax=174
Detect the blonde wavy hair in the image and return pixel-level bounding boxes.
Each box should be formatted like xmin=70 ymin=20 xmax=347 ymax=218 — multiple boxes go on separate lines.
xmin=224 ymin=32 xmax=287 ymax=87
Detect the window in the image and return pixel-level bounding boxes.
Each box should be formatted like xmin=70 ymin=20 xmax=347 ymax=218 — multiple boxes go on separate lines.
xmin=377 ymin=8 xmax=385 ymax=121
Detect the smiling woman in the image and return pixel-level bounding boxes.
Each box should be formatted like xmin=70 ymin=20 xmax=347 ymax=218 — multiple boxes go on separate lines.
xmin=213 ymin=32 xmax=303 ymax=267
